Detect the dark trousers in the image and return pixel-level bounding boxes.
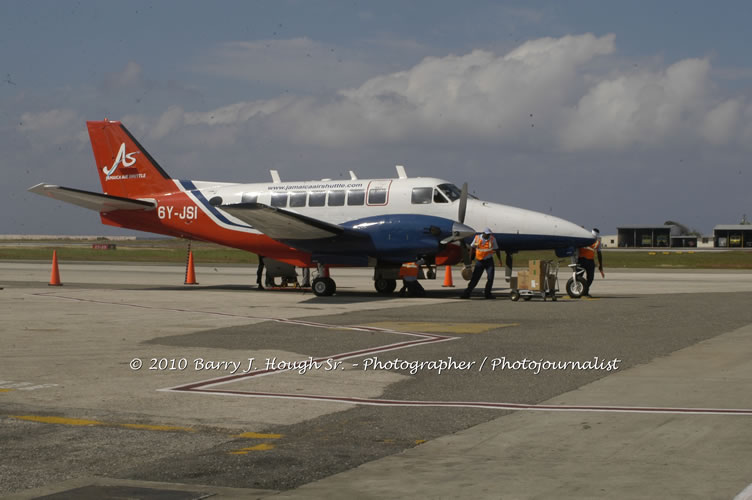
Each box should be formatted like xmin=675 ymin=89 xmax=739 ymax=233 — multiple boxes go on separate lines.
xmin=578 ymin=257 xmax=595 ymax=293
xmin=256 ymin=257 xmax=265 ymax=285
xmin=464 ymin=258 xmax=495 ymax=297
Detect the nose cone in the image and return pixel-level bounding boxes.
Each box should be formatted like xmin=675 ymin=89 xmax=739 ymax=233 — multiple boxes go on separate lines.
xmin=441 ymin=222 xmax=476 ymax=244
xmin=466 ymin=199 xmax=595 ymax=250
xmin=452 ymin=222 xmax=476 ymax=240
xmin=560 ymin=219 xmax=596 ymax=247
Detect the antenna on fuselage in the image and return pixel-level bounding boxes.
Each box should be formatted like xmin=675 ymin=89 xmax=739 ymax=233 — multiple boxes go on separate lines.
xmin=270 ymin=170 xmax=281 ymax=183
xmin=395 ymin=165 xmax=407 ymax=179
xmin=349 ymin=170 xmax=358 ymax=180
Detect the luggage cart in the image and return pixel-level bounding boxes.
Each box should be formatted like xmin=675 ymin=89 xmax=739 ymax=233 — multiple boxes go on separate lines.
xmin=509 ymin=260 xmax=559 ymax=302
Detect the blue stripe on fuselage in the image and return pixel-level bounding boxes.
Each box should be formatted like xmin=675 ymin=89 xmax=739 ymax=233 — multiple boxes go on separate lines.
xmin=179 ymin=180 xmax=252 ymax=230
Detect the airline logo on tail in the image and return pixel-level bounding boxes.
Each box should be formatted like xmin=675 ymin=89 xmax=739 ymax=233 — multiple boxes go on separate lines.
xmin=103 ymin=143 xmax=141 ymax=180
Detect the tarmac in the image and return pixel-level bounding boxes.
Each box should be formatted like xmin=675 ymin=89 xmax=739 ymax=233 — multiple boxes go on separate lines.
xmin=2 ymin=261 xmax=752 ymax=499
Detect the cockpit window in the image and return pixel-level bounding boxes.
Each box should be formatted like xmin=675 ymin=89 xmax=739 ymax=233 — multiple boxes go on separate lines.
xmin=433 ymin=189 xmax=448 ymax=203
xmin=437 ymin=183 xmax=461 ymax=201
xmin=437 ymin=183 xmax=477 ymax=201
xmin=411 ymin=187 xmax=433 ymax=204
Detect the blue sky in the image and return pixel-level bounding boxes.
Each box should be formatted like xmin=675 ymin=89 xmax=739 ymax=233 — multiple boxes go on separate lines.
xmin=2 ymin=1 xmax=752 ymax=235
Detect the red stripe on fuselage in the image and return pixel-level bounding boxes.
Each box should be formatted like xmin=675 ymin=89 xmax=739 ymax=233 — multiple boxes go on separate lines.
xmin=101 ymin=190 xmax=313 ymax=267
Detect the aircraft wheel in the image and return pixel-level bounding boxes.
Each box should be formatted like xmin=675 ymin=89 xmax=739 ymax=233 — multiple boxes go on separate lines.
xmin=374 ymin=278 xmax=397 ymax=294
xmin=312 ymin=278 xmax=333 ymax=297
xmin=323 ymin=277 xmax=336 ymax=295
xmin=566 ymin=277 xmax=587 ymax=299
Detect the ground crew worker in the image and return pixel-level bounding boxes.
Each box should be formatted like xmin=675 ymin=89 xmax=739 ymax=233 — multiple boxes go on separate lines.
xmin=578 ymin=228 xmax=604 ymax=297
xmin=460 ymin=228 xmax=502 ymax=299
xmin=256 ymin=255 xmax=265 ymax=290
xmin=399 ymin=259 xmax=426 ymax=297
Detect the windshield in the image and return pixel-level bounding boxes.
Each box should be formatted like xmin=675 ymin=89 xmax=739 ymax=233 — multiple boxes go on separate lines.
xmin=437 ymin=183 xmax=478 ymax=201
xmin=437 ymin=184 xmax=461 ymax=201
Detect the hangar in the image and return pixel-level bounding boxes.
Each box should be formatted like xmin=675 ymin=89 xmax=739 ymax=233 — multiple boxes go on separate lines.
xmin=614 ymin=223 xmax=751 ymax=248
xmin=616 ymin=225 xmax=680 ymax=248
xmin=714 ymin=225 xmax=752 ymax=248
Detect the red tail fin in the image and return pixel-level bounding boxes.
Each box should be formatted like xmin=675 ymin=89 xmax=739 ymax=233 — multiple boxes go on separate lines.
xmin=87 ymin=120 xmax=175 ymax=198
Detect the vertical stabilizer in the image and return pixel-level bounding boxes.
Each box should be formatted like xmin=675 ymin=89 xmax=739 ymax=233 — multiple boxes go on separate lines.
xmin=87 ymin=120 xmax=175 ymax=198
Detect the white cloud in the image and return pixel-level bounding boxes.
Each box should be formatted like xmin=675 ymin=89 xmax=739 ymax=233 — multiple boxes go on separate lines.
xmin=18 ymin=108 xmax=86 ymax=146
xmin=19 ymin=108 xmax=80 ymax=132
xmin=702 ymin=99 xmax=743 ymax=145
xmin=141 ymin=34 xmax=752 ymax=153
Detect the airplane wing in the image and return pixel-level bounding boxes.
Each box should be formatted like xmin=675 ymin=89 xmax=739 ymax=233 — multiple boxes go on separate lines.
xmin=28 ymin=184 xmax=156 ymax=212
xmin=220 ymin=202 xmax=347 ymax=240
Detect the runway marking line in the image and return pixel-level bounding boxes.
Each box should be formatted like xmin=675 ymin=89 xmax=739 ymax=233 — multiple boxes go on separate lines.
xmin=0 ymin=389 xmax=14 ymax=392
xmin=9 ymin=415 xmax=194 ymax=433
xmin=363 ymin=321 xmax=517 ymax=334
xmin=234 ymin=432 xmax=283 ymax=439
xmin=30 ymin=290 xmax=752 ymax=418
xmin=230 ymin=443 xmax=275 ymax=454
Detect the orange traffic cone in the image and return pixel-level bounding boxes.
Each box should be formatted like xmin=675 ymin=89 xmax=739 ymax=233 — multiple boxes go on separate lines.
xmin=442 ymin=265 xmax=455 ymax=287
xmin=184 ymin=251 xmax=198 ymax=285
xmin=48 ymin=250 xmax=62 ymax=286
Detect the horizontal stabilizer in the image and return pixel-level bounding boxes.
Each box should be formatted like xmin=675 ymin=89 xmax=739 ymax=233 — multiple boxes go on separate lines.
xmin=220 ymin=203 xmax=344 ymax=240
xmin=28 ymin=184 xmax=156 ymax=212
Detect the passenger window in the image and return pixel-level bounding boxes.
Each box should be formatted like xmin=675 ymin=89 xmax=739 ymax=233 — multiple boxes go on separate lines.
xmin=411 ymin=187 xmax=433 ymax=204
xmin=309 ymin=191 xmax=326 ymax=207
xmin=289 ymin=192 xmax=307 ymax=207
xmin=270 ymin=193 xmax=288 ymax=208
xmin=433 ymin=188 xmax=448 ymax=203
xmin=368 ymin=188 xmax=387 ymax=205
xmin=347 ymin=190 xmax=365 ymax=206
xmin=328 ymin=190 xmax=345 ymax=206
xmin=241 ymin=193 xmax=258 ymax=204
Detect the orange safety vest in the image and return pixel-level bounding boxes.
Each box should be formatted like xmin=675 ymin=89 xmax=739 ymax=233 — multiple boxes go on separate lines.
xmin=399 ymin=262 xmax=419 ymax=278
xmin=578 ymin=239 xmax=601 ymax=260
xmin=472 ymin=234 xmax=496 ymax=260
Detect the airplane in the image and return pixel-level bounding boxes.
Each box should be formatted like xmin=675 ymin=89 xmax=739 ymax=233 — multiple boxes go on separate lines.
xmin=29 ymin=119 xmax=595 ymax=296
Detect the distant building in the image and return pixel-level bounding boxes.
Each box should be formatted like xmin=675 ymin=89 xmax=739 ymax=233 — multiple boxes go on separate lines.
xmin=616 ymin=225 xmax=680 ymax=248
xmin=600 ymin=234 xmax=618 ymax=248
xmin=713 ymin=225 xmax=752 ymax=248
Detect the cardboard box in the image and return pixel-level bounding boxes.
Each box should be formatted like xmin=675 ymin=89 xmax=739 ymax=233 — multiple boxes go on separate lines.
xmin=528 ymin=260 xmax=549 ymax=291
xmin=517 ymin=270 xmax=530 ymax=290
xmin=529 ymin=259 xmax=545 ymax=280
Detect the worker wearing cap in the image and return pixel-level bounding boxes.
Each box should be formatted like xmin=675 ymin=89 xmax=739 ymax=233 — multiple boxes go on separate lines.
xmin=460 ymin=228 xmax=502 ymax=299
xmin=578 ymin=228 xmax=604 ymax=297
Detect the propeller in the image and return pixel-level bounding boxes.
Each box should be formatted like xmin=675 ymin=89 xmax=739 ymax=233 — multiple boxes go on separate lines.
xmin=458 ymin=182 xmax=468 ymax=224
xmin=457 ymin=182 xmax=473 ymax=273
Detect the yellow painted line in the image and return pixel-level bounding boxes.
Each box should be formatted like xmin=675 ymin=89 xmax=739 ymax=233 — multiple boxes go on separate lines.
xmin=365 ymin=321 xmax=517 ymax=334
xmin=11 ymin=415 xmax=104 ymax=426
xmin=234 ymin=432 xmax=283 ymax=439
xmin=415 ymin=439 xmax=426 ymax=445
xmin=230 ymin=443 xmax=275 ymax=454
xmin=0 ymin=389 xmax=14 ymax=393
xmin=121 ymin=423 xmax=194 ymax=432
xmin=9 ymin=415 xmax=194 ymax=433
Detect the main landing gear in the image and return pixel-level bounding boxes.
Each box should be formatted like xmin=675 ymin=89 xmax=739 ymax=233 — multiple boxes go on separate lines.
xmin=311 ymin=263 xmax=337 ymax=297
xmin=374 ymin=278 xmax=397 ymax=294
